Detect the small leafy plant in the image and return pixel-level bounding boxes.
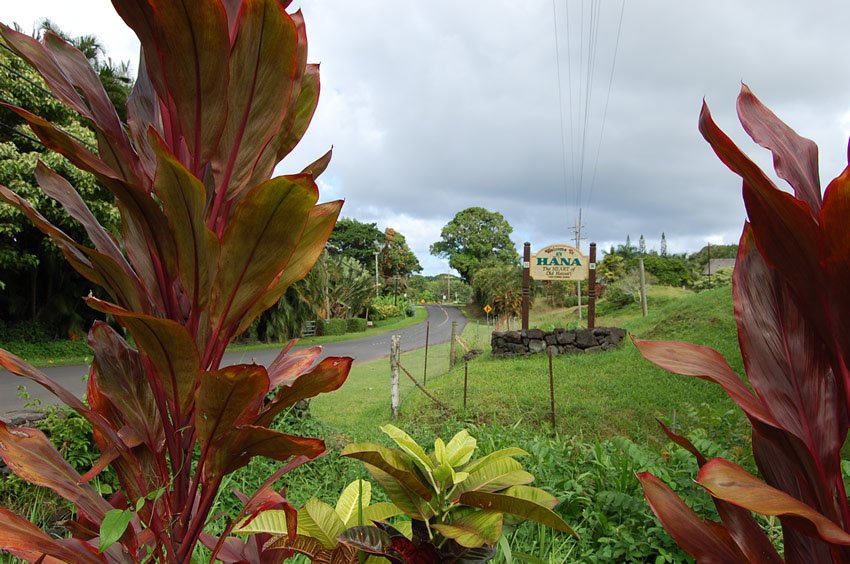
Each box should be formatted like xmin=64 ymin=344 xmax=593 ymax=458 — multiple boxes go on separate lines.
xmin=234 ymin=479 xmax=402 ymax=562
xmin=0 ymin=0 xmax=349 ymax=561
xmin=338 ymin=424 xmax=576 ymax=562
xmin=635 ymin=85 xmax=850 ymax=561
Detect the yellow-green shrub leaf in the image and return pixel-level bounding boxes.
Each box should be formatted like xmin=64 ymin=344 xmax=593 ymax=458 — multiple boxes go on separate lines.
xmin=432 ymin=510 xmax=503 ymax=548
xmin=335 ymin=480 xmax=371 ymax=525
xmin=463 ymin=447 xmax=528 ymax=475
xmin=445 ymin=429 xmax=476 ymax=466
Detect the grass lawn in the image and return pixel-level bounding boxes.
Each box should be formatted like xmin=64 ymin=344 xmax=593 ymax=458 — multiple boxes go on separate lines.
xmin=0 ymin=306 xmax=428 ymax=368
xmin=312 ymin=286 xmax=742 ymax=447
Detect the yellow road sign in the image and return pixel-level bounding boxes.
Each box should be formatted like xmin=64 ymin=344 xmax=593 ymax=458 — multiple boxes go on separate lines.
xmin=483 ymin=304 xmax=492 ymax=314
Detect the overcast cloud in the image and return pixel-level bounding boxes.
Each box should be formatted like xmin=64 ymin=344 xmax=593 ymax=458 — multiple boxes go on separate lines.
xmin=6 ymin=1 xmax=850 ymax=274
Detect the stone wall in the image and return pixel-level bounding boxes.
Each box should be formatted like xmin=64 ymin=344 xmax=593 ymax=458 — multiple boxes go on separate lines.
xmin=491 ymin=327 xmax=626 ymax=357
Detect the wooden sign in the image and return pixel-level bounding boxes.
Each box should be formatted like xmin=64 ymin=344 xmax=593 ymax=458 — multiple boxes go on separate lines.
xmin=530 ymin=244 xmax=588 ymax=281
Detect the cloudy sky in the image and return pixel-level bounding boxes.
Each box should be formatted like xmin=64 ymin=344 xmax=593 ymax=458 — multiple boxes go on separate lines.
xmin=6 ymin=1 xmax=850 ymax=275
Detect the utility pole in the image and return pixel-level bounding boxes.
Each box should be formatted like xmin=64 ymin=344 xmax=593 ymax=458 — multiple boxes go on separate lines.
xmin=570 ymin=209 xmax=586 ymax=320
xmin=446 ymin=271 xmax=451 ymax=303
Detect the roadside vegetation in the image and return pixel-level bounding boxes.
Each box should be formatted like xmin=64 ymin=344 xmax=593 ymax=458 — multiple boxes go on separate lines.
xmin=1 ymin=285 xmax=753 ymax=561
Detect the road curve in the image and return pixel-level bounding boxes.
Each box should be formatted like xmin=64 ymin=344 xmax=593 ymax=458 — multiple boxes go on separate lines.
xmin=0 ymin=305 xmax=467 ymax=417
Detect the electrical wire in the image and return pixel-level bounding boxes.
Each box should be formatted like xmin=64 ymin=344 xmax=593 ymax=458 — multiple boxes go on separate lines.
xmin=0 ymin=44 xmax=101 ymax=152
xmin=551 ymin=0 xmax=570 ymax=229
xmin=587 ymin=0 xmax=625 ymax=205
xmin=552 ymin=0 xmax=626 ymax=230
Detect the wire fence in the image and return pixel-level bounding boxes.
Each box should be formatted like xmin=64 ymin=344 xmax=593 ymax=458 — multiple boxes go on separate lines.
xmin=387 ymin=321 xmax=561 ymax=432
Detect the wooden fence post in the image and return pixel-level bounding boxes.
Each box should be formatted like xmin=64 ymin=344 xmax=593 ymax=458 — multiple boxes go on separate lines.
xmin=449 ymin=321 xmax=458 ymax=369
xmin=423 ymin=321 xmax=430 ymax=385
xmin=639 ymin=257 xmax=648 ymax=317
xmin=391 ymin=335 xmax=400 ymax=418
xmin=588 ymin=242 xmax=597 ymax=329
xmin=463 ymin=361 xmax=469 ymax=410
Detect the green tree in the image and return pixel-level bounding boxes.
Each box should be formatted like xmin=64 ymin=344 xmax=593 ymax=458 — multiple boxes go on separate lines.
xmin=430 ymin=207 xmax=518 ymax=284
xmin=327 ymin=217 xmax=385 ymax=268
xmin=642 ymin=254 xmax=694 ymax=287
xmin=597 ymin=253 xmax=626 ymax=284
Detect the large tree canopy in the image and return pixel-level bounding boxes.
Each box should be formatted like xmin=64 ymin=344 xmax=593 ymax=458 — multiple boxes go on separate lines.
xmin=430 ymin=207 xmax=518 ymax=283
xmin=327 ymin=217 xmax=385 ymax=268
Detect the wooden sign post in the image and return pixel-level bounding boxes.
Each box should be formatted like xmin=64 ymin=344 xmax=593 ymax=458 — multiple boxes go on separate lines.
xmin=588 ymin=242 xmax=597 ymax=329
xmin=522 ymin=242 xmax=531 ymax=331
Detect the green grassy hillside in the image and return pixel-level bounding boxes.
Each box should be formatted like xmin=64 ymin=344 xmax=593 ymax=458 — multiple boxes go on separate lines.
xmin=399 ymin=286 xmax=742 ymax=446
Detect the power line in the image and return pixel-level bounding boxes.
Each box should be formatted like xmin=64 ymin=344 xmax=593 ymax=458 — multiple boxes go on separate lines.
xmin=0 ymin=120 xmax=47 ymax=149
xmin=588 ymin=0 xmax=625 ymax=206
xmin=551 ymin=0 xmax=570 ymax=229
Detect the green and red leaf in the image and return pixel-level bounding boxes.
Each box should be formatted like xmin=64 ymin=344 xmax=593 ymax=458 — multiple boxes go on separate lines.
xmin=736 ymin=84 xmax=821 ymax=214
xmin=258 ymin=356 xmax=351 ymax=426
xmin=698 ymin=459 xmax=850 ymax=546
xmin=0 ymin=422 xmax=112 ymax=524
xmin=213 ymin=0 xmax=304 ymax=200
xmin=210 ymin=173 xmax=319 ymax=339
xmin=0 ymin=508 xmax=104 ymax=563
xmin=638 ymin=472 xmax=748 ymax=563
xmin=633 ymin=338 xmax=777 ymax=427
xmin=87 ymin=298 xmax=200 ymax=414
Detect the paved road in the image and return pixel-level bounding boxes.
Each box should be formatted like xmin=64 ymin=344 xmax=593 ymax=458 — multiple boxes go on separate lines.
xmin=0 ymin=305 xmax=466 ymax=417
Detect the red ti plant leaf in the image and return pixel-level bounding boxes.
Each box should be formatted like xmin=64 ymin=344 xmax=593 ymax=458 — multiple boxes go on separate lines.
xmin=87 ymin=297 xmax=201 ymax=415
xmin=736 ymin=83 xmax=822 ymax=214
xmin=638 ymin=472 xmax=748 ymax=563
xmin=209 ymin=173 xmax=319 ymax=346
xmin=0 ymin=422 xmax=113 ymax=524
xmin=0 ymin=508 xmax=104 ymax=564
xmin=633 ymin=338 xmax=777 ymax=428
xmin=235 ymin=199 xmax=343 ymax=337
xmin=151 ymin=136 xmax=221 ymax=314
xmin=111 ymin=0 xmax=230 ymax=169
xmin=657 ymin=421 xmax=782 ymax=563
xmin=0 ymin=2 xmax=349 ymax=559
xmin=88 ymin=322 xmax=164 ymax=451
xmin=698 ymin=459 xmax=850 ymax=546
xmin=212 ymin=0 xmax=304 ymax=203
xmin=638 ymin=85 xmax=850 ymax=563
xmin=266 ymin=342 xmax=322 ymax=390
xmin=819 ymin=168 xmax=850 ymax=394
xmin=34 ymin=162 xmax=135 ymax=279
xmin=257 ymin=356 xmax=352 ymax=426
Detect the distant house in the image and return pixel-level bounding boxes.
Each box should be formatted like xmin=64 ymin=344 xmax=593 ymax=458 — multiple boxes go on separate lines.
xmin=702 ymin=258 xmax=736 ymax=275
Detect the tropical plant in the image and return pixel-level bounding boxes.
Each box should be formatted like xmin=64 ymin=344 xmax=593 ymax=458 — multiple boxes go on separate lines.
xmin=234 ymin=479 xmax=402 ymax=562
xmin=0 ymin=1 xmax=350 ymax=562
xmin=472 ymin=263 xmax=523 ymax=319
xmin=339 ymin=425 xmax=576 ymax=562
xmin=635 ymin=85 xmax=850 ymax=561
